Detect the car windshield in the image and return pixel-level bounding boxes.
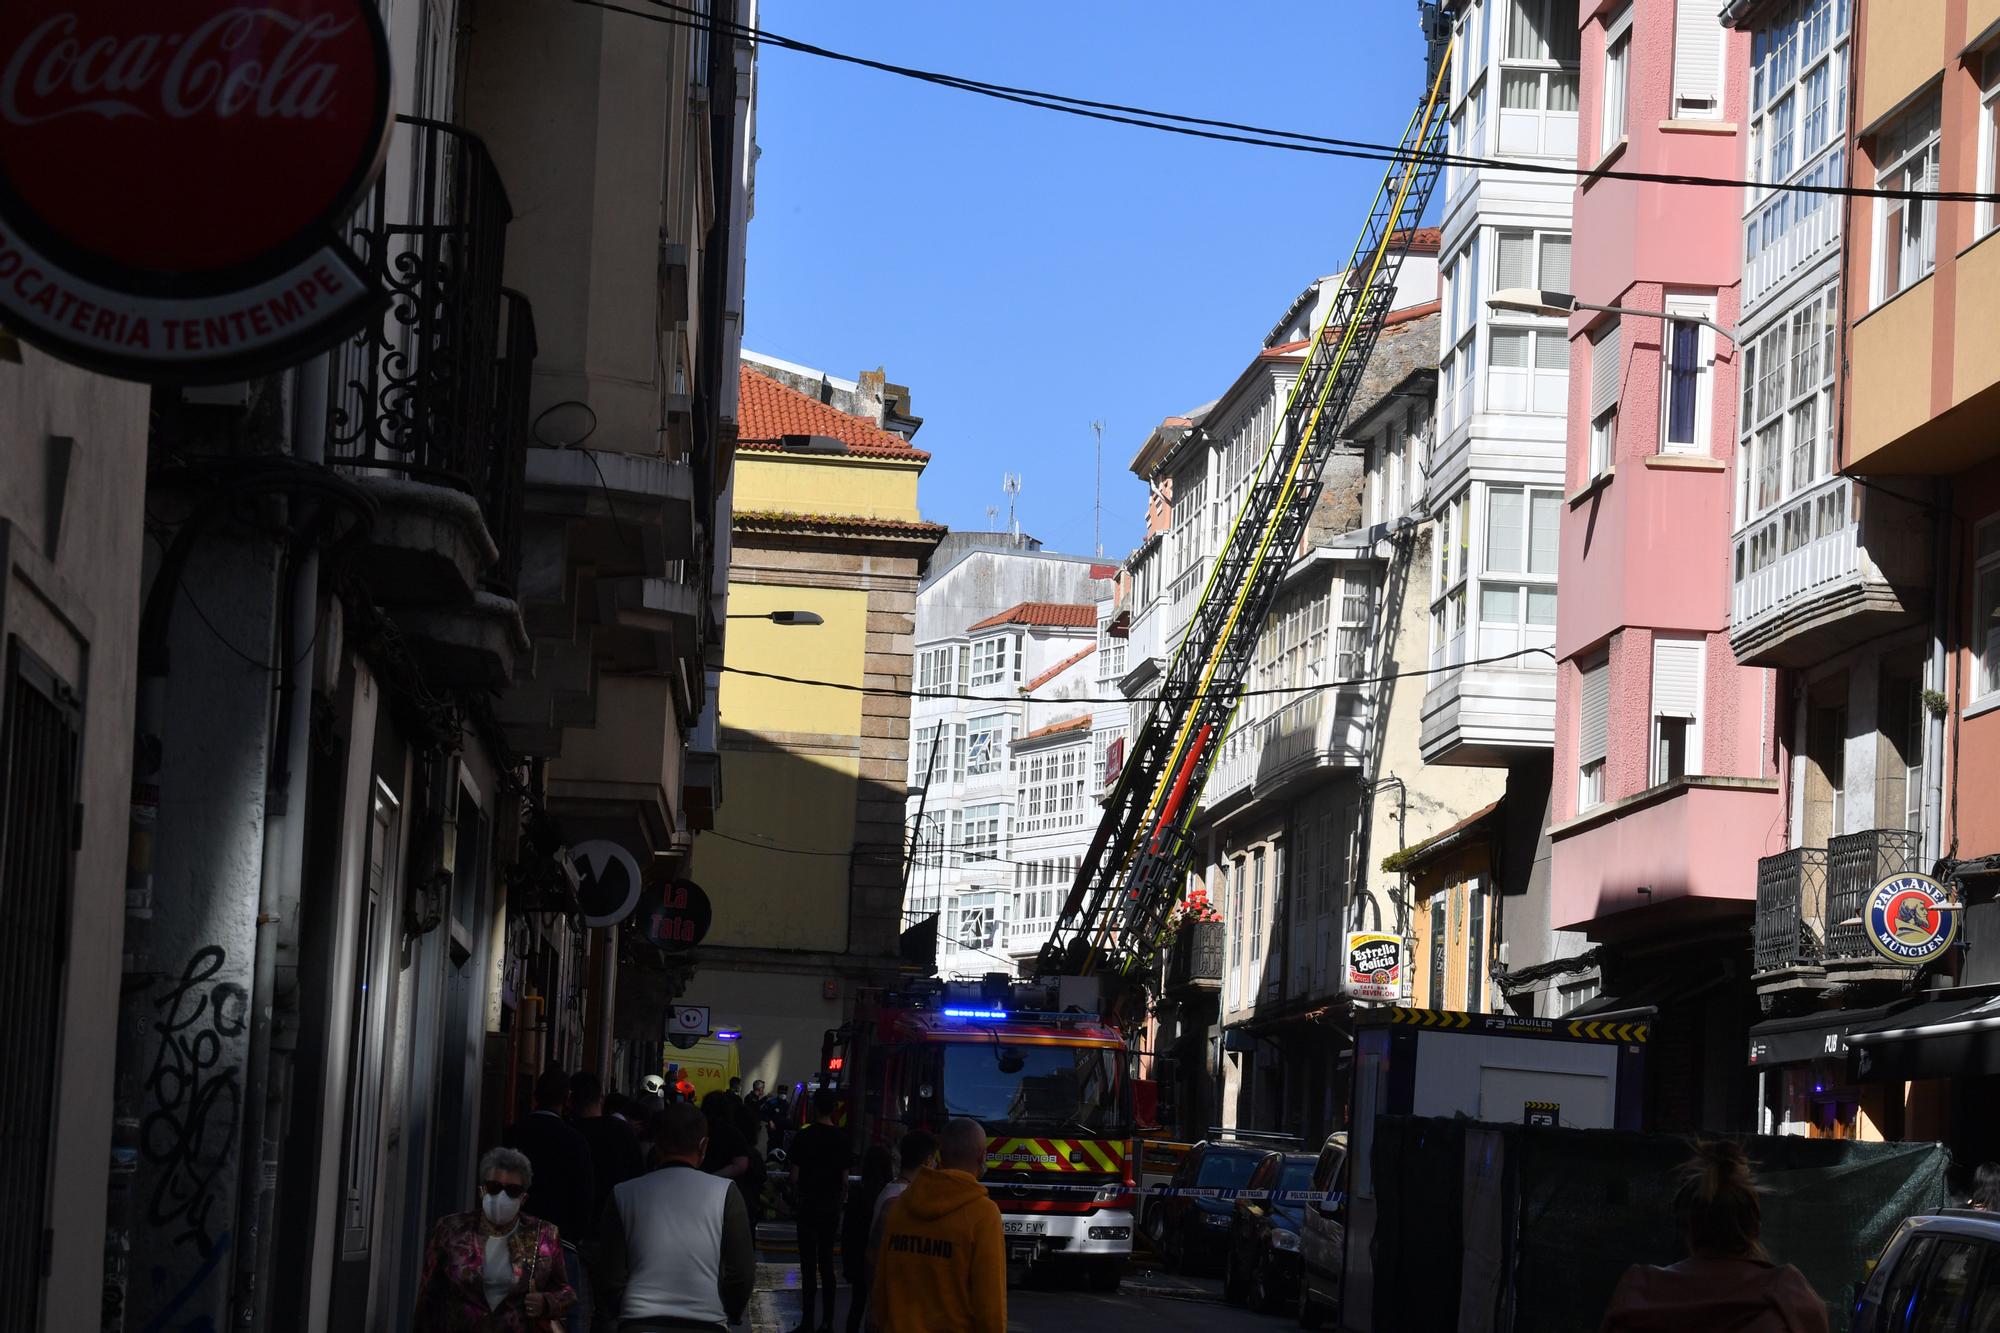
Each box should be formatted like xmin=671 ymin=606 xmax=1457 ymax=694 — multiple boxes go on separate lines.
xmin=940 ymin=1042 xmax=1129 ymax=1135
xmin=1196 ymin=1152 xmax=1259 ymax=1190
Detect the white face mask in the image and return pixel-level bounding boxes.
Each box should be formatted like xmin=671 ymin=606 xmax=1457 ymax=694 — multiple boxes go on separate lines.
xmin=483 ymin=1189 xmax=524 ymax=1228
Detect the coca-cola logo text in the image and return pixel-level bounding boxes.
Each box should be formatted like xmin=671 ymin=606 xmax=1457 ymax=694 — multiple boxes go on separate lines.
xmin=2 ymin=9 xmax=352 ymax=128
xmin=0 ymin=0 xmax=388 ymax=277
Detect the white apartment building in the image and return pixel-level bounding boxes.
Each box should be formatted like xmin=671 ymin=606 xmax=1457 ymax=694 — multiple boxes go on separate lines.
xmin=906 ymin=544 xmax=1112 ymax=978
xmin=1421 ymin=0 xmax=1579 ymax=764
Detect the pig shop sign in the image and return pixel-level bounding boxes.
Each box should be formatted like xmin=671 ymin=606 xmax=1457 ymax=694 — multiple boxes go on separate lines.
xmin=0 ymin=3 xmax=393 ymax=382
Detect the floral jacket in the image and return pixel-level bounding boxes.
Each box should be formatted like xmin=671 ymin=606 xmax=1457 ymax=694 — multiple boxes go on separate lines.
xmin=413 ymin=1211 xmax=577 ymax=1332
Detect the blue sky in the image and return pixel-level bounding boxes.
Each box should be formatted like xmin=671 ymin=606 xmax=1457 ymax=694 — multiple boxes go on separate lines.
xmin=746 ymin=2 xmax=1431 ymax=559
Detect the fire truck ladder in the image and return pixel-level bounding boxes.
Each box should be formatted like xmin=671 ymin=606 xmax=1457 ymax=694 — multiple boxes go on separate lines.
xmin=1039 ymin=19 xmax=1454 ymax=983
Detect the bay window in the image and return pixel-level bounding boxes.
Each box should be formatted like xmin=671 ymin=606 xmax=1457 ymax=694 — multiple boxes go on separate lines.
xmin=911 ymin=721 xmax=966 ymax=785
xmin=1337 ymin=569 xmax=1375 ymax=679
xmin=1736 ymin=282 xmax=1837 ymax=528
xmin=1873 ymin=91 xmax=1940 ymax=306
xmin=1660 ymin=297 xmax=1716 ymax=456
xmin=1743 ymin=0 xmax=1847 ymax=305
xmin=1479 ymin=486 xmax=1560 ymax=663
xmin=964 ymin=804 xmax=1005 ymax=862
xmin=1487 ymin=230 xmax=1570 ymax=414
xmin=967 ymin=712 xmax=1010 ymax=777
xmin=1440 ymin=233 xmax=1481 ymax=429
xmin=1431 ymin=492 xmax=1470 ymax=670
xmin=1499 ymin=0 xmax=1580 ymax=158
xmin=970 ymin=633 xmax=1017 ymax=687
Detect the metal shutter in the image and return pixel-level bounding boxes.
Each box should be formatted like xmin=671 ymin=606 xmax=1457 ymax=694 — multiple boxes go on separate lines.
xmin=1652 ymin=636 xmax=1703 ymax=719
xmin=1579 ymin=660 xmax=1610 ymax=763
xmin=1591 ymin=323 xmax=1622 ymax=417
xmin=0 ymin=638 xmax=82 ymax=1328
xmin=1674 ymin=1 xmax=1723 ymax=117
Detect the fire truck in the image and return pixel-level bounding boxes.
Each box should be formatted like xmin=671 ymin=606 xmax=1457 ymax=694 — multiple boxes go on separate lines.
xmin=829 ymin=977 xmax=1136 ymax=1289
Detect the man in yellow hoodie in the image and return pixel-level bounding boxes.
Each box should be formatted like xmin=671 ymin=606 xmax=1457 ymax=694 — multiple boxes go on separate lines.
xmin=868 ymin=1117 xmax=1005 ymax=1333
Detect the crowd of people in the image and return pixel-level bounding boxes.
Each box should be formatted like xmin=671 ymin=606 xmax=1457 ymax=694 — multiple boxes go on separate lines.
xmin=409 ymin=1068 xmax=1007 ymax=1333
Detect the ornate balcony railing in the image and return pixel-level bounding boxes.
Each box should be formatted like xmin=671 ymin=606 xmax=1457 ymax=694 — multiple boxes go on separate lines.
xmin=1166 ymin=919 xmax=1224 ymax=992
xmin=1826 ymin=827 xmax=1922 ymax=963
xmin=1753 ymin=846 xmax=1828 ymax=975
xmin=1731 ymin=476 xmax=1856 ymax=633
xmin=328 ymin=116 xmax=523 ymax=584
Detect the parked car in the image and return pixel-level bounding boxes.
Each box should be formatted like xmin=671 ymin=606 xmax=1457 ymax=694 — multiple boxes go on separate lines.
xmin=1297 ymin=1131 xmax=1347 ymax=1329
xmin=1149 ymin=1140 xmax=1267 ymax=1274
xmin=1223 ymin=1150 xmax=1317 ymax=1312
xmin=1851 ymin=1209 xmax=2000 ymax=1332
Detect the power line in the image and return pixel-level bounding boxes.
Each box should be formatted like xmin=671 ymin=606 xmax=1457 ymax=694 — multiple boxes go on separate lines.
xmin=725 ymin=645 xmax=1558 ymax=703
xmin=580 ymin=0 xmax=2000 ymax=207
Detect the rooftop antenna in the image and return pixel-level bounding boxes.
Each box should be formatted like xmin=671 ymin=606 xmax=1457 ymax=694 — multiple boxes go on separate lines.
xmin=1090 ymin=420 xmax=1105 ymax=557
xmin=1003 ymin=473 xmax=1022 ymax=542
xmin=986 ymin=504 xmax=999 ymax=532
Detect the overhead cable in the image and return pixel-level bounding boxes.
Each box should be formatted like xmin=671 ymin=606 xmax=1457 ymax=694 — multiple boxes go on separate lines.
xmin=578 ymin=0 xmax=2000 ymax=206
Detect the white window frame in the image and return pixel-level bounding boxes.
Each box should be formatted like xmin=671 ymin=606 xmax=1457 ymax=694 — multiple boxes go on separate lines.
xmin=1500 ymin=0 xmax=1582 ymax=158
xmin=1336 ymin=569 xmax=1376 ymax=679
xmin=963 ymin=803 xmax=1005 ymax=862
xmin=1659 ymin=295 xmax=1718 ymax=456
xmin=1588 ymin=319 xmax=1621 ymax=480
xmin=1735 ymin=281 xmax=1838 ymax=527
xmin=1477 ymin=484 xmax=1561 ymax=665
xmin=966 ymin=712 xmax=1009 ymax=777
xmin=969 ymin=634 xmax=1015 ymax=688
xmin=1872 ymin=91 xmax=1941 ymax=308
xmin=1601 ymin=3 xmax=1632 ymax=155
xmin=1980 ymin=51 xmax=2000 ymax=239
xmin=1487 ymin=229 xmax=1571 ymax=416
xmin=1440 ymin=233 xmax=1482 ymax=429
xmin=1578 ymin=658 xmax=1609 ymax=812
xmin=1975 ymin=518 xmax=2000 ymax=707
xmin=1430 ymin=491 xmax=1471 ymax=671
xmin=1650 ymin=635 xmax=1706 ymax=785
xmin=1672 ymin=0 xmax=1728 ymax=120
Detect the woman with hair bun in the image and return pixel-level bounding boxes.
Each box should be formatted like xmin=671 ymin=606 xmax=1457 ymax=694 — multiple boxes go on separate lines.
xmin=1600 ymin=1140 xmax=1828 ymax=1332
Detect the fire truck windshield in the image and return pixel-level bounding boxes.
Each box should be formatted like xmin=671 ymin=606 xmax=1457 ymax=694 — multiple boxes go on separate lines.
xmin=940 ymin=1043 xmax=1129 ymax=1136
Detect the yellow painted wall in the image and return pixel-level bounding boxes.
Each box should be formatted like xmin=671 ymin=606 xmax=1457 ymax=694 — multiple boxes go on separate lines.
xmin=699 ymin=747 xmax=859 ymax=948
xmin=1859 ymin=0 xmax=1944 ymax=130
xmin=718 ymin=583 xmax=868 ymax=736
xmin=1972 ymin=0 xmax=2000 ymax=52
xmin=1955 ymin=234 xmax=2000 ymax=406
xmin=733 ymin=452 xmax=922 ymax=522
xmin=1849 ymin=281 xmax=1936 ymax=469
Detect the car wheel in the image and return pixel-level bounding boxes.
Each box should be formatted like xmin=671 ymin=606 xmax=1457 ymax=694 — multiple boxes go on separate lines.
xmin=1298 ymin=1286 xmax=1326 ymax=1329
xmin=1223 ymin=1250 xmax=1250 ymax=1306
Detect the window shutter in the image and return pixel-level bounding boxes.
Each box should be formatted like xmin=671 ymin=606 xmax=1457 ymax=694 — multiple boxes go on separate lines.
xmin=1539 ymin=234 xmax=1572 ymax=294
xmin=1652 ymin=636 xmax=1703 ymax=719
xmin=1673 ymin=1 xmax=1723 ymax=116
xmin=1579 ymin=661 xmax=1610 ymax=763
xmin=1590 ymin=322 xmax=1622 ymax=416
xmin=1496 ymin=231 xmax=1532 ymax=292
xmin=1487 ymin=487 xmax=1525 ymax=573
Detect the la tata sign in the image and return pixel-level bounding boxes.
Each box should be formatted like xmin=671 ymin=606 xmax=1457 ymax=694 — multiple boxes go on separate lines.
xmin=0 ymin=2 xmax=392 ymax=381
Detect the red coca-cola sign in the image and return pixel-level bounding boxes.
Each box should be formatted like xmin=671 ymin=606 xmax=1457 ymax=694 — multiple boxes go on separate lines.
xmin=0 ymin=2 xmax=391 ymax=381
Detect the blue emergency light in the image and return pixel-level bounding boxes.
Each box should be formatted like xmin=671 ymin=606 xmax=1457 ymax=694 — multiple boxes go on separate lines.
xmin=715 ymin=1029 xmax=741 ymax=1041
xmin=941 ymin=1007 xmax=1008 ymax=1021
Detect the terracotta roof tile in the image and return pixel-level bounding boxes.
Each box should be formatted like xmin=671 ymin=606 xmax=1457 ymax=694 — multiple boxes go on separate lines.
xmin=1016 ymin=714 xmax=1093 ymax=744
xmin=967 ymin=601 xmax=1099 ymax=632
xmin=1088 ymin=562 xmax=1120 ymax=580
xmin=1263 ymin=300 xmax=1445 ymax=358
xmin=1024 ymin=644 xmax=1096 ymax=692
xmin=738 ymin=366 xmax=931 ymax=460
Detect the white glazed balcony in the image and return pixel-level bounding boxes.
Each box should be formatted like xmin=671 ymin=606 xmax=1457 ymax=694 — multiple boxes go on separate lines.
xmin=1729 ymin=475 xmax=1928 ymax=667
xmin=1203 ymin=688 xmax=1366 ymax=812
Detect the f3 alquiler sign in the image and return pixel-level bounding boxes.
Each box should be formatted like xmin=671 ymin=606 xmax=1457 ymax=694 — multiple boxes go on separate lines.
xmin=0 ymin=2 xmax=393 ymax=382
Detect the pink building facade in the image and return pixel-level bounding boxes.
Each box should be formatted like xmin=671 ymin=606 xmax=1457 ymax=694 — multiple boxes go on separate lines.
xmin=1547 ymin=0 xmax=1778 ymax=1130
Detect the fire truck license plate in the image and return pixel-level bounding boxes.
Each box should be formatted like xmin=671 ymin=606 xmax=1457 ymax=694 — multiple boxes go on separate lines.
xmin=1002 ymin=1219 xmax=1046 ymax=1236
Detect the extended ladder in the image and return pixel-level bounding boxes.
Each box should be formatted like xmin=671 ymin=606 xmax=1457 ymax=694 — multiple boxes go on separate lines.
xmin=1039 ymin=15 xmax=1455 ymax=982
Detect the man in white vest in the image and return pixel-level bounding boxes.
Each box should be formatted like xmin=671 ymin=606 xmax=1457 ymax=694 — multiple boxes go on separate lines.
xmin=592 ymin=1101 xmax=756 ymax=1330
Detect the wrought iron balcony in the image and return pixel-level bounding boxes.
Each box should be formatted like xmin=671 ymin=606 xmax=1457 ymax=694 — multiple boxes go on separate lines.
xmin=327 ymin=115 xmax=526 ymax=596
xmin=1753 ymin=846 xmax=1828 ymax=976
xmin=1166 ymin=919 xmax=1224 ymax=994
xmin=1826 ymin=827 xmax=1922 ymax=963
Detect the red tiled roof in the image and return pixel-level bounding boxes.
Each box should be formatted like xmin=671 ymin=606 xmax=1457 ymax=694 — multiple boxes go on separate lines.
xmin=1016 ymin=714 xmax=1093 ymax=744
xmin=1392 ymin=227 xmax=1443 ymax=256
xmin=967 ymin=601 xmax=1099 ymax=632
xmin=737 ymin=366 xmax=931 ymax=461
xmin=1024 ymin=644 xmax=1096 ymax=692
xmin=732 ymin=511 xmax=948 ymax=541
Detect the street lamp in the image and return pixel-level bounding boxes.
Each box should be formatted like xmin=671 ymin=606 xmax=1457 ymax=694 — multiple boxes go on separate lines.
xmin=727 ymin=610 xmax=824 ymax=626
xmin=1487 ymin=288 xmax=1737 ymax=344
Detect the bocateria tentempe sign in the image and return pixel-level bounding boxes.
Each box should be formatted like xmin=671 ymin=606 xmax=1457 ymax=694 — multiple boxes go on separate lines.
xmin=0 ymin=2 xmax=392 ymax=382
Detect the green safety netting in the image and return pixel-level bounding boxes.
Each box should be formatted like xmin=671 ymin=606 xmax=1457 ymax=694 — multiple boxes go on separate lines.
xmin=1370 ymin=1116 xmax=1948 ymax=1333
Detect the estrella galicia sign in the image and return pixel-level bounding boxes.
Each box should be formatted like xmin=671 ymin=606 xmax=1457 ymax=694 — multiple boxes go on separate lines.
xmin=1864 ymin=872 xmax=1958 ymax=966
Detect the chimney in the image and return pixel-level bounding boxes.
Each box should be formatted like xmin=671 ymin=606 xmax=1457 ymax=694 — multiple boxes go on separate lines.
xmin=855 ymin=367 xmax=888 ymax=426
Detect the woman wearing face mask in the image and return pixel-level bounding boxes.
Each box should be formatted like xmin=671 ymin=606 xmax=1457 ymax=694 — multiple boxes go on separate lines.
xmin=414 ymin=1146 xmax=578 ymax=1330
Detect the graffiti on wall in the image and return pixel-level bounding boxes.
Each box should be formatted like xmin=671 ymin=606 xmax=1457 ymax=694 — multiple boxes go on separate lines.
xmin=140 ymin=946 xmax=246 ymax=1260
